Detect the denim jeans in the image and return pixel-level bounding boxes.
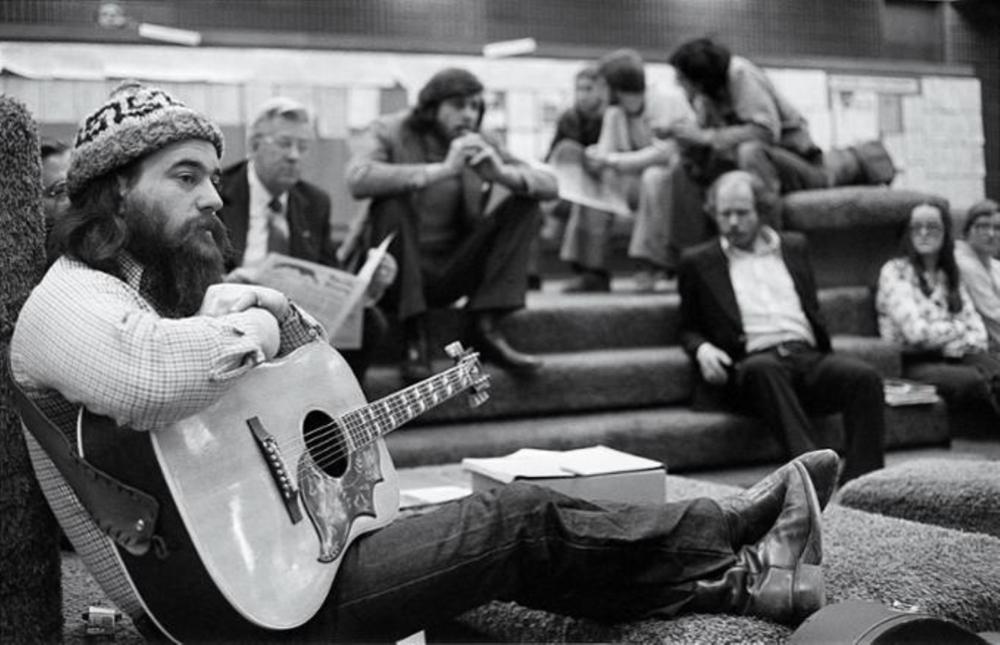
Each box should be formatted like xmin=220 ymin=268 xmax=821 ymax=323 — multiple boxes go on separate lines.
xmin=297 ymin=482 xmax=736 ymax=642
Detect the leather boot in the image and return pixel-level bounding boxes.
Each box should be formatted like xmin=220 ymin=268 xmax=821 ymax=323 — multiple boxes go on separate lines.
xmin=689 ymin=460 xmax=825 ymax=625
xmin=472 ymin=312 xmax=544 ymax=373
xmin=400 ymin=315 xmax=432 ymax=384
xmin=716 ymin=449 xmax=839 ymax=548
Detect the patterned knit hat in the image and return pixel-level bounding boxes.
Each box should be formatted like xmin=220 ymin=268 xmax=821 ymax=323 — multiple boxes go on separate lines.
xmin=67 ymin=82 xmax=224 ymax=199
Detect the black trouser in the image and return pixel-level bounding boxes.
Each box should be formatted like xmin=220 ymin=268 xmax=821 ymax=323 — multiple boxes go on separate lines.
xmin=368 ymin=194 xmax=541 ymax=323
xmin=734 ymin=344 xmax=886 ymax=482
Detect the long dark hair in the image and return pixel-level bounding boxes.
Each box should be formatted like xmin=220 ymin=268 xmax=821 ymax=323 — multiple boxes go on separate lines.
xmin=668 ymin=38 xmax=731 ymax=102
xmin=51 ymin=165 xmax=136 ymax=276
xmin=900 ymin=203 xmax=963 ymax=314
xmin=406 ymin=68 xmax=485 ymax=135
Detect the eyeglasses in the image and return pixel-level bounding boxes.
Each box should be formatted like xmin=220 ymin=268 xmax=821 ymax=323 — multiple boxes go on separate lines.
xmin=970 ymin=222 xmax=1000 ymax=235
xmin=43 ymin=180 xmax=67 ymax=199
xmin=909 ymin=222 xmax=944 ymax=236
xmin=262 ymin=136 xmax=312 ymax=154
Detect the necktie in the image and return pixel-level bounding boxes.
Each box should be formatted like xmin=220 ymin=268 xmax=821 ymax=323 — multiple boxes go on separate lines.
xmin=266 ymin=196 xmax=289 ymax=255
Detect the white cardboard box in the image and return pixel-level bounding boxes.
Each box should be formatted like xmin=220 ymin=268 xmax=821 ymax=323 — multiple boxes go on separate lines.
xmin=462 ymin=446 xmax=667 ymax=504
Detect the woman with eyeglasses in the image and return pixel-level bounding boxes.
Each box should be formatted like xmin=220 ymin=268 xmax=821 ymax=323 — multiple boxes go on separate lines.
xmin=876 ymin=202 xmax=1000 ymax=422
xmin=955 ymin=199 xmax=1000 ymax=354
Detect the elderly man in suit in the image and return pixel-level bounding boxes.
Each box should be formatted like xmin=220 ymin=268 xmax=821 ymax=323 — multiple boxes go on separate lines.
xmin=219 ymin=97 xmax=393 ymax=386
xmin=219 ymin=97 xmax=337 ymax=271
xmin=677 ymin=170 xmax=885 ymax=483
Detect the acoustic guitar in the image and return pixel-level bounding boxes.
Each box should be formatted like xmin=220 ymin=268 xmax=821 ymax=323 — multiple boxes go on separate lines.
xmin=76 ymin=340 xmax=489 ymax=643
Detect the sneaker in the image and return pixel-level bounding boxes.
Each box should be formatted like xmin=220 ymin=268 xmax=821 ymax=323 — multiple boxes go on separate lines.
xmin=562 ymin=271 xmax=610 ymax=293
xmin=633 ymin=268 xmax=657 ymax=293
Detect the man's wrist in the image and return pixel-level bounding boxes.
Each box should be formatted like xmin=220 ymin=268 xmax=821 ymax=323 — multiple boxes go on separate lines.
xmin=424 ymin=162 xmax=459 ymax=186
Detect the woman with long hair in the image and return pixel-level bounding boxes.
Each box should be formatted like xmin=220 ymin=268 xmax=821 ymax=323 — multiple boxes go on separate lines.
xmin=875 ymin=203 xmax=1000 ymax=422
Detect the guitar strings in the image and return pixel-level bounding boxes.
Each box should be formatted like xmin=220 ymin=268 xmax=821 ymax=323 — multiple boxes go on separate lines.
xmin=288 ymin=368 xmax=472 ymax=482
xmin=269 ymin=365 xmax=475 ymax=474
xmin=297 ymin=368 xmax=470 ymax=470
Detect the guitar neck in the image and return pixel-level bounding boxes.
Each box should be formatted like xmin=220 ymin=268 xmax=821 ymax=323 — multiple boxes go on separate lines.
xmin=337 ymin=365 xmax=469 ymax=450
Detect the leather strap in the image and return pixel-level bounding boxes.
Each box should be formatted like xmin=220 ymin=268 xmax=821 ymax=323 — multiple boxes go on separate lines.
xmin=7 ymin=367 xmax=159 ymax=555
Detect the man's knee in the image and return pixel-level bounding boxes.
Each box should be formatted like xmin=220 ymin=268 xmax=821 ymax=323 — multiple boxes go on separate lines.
xmin=736 ymin=353 xmax=787 ymax=388
xmin=735 ymin=140 xmax=770 ymax=171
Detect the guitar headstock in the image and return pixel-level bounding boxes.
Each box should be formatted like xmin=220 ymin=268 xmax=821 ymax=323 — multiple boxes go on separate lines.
xmin=444 ymin=341 xmax=491 ymax=408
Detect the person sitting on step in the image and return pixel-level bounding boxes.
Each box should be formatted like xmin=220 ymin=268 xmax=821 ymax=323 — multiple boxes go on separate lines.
xmin=217 ymin=96 xmax=396 ymax=388
xmin=346 ymin=67 xmax=551 ymax=382
xmin=954 ymin=198 xmax=1000 ymax=355
xmin=678 ymin=170 xmax=886 ymax=484
xmin=566 ymin=48 xmax=694 ymax=292
xmin=876 ymin=202 xmax=1000 ymax=425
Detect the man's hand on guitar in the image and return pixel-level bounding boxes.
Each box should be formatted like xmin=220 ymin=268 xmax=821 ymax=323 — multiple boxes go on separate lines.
xmin=199 ymin=284 xmax=291 ymax=321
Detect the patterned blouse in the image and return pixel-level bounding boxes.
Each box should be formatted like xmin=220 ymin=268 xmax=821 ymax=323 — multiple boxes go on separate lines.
xmin=875 ymin=256 xmax=988 ymax=357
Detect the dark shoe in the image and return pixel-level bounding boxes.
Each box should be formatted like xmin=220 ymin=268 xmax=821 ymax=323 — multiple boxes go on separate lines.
xmin=527 ymin=274 xmax=543 ymax=291
xmin=561 ymin=270 xmax=610 ymax=293
xmin=400 ymin=316 xmax=432 ymax=384
xmin=717 ymin=449 xmax=839 ymax=548
xmin=689 ymin=460 xmax=825 ymax=626
xmin=473 ymin=313 xmax=544 ymax=373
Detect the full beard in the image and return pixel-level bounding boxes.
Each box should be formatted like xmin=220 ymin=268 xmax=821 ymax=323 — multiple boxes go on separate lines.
xmin=124 ymin=202 xmax=235 ymax=318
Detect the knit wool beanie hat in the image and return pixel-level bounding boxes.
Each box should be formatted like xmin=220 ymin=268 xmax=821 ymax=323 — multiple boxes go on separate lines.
xmin=67 ymin=83 xmax=224 ymax=199
xmin=416 ymin=68 xmax=484 ymax=110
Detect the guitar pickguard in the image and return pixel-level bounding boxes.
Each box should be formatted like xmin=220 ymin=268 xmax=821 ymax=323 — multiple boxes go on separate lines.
xmin=297 ymin=444 xmax=384 ymax=563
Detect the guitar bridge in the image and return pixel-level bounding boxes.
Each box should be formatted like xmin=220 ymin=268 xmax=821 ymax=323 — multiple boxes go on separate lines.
xmin=246 ymin=417 xmax=303 ymax=524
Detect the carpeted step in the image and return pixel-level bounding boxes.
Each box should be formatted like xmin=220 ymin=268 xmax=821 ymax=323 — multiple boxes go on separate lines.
xmin=385 ymin=401 xmax=950 ymax=471
xmin=369 ymin=347 xmax=693 ymax=423
xmin=371 ymin=285 xmax=882 ymax=361
xmin=367 ymin=336 xmax=902 ymax=424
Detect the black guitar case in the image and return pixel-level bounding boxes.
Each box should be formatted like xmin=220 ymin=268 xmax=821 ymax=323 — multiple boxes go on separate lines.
xmin=789 ymin=600 xmax=997 ymax=644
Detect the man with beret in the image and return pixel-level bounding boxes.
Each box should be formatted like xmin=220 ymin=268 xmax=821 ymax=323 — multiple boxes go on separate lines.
xmin=347 ymin=67 xmax=553 ymax=382
xmin=12 ymin=83 xmax=839 ymax=643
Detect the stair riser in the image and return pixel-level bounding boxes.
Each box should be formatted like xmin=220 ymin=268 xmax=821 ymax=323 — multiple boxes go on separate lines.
xmin=366 ymin=337 xmax=901 ymax=424
xmin=386 ymin=403 xmax=950 ymax=470
xmin=371 ymin=287 xmax=879 ymax=360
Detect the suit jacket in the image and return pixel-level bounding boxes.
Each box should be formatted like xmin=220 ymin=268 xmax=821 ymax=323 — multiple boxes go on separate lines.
xmin=345 ymin=110 xmax=557 ymax=224
xmin=677 ymin=231 xmax=832 ymax=365
xmin=218 ymin=160 xmax=337 ymax=270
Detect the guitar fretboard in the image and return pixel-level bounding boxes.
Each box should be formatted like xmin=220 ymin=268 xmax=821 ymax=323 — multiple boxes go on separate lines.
xmin=331 ymin=364 xmax=471 ymax=462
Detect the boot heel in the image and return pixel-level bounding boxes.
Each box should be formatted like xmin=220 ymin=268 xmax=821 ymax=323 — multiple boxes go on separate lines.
xmin=793 ymin=563 xmax=826 ymax=618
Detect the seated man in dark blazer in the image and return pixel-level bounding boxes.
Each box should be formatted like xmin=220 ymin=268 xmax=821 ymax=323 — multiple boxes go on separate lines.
xmin=347 ymin=68 xmax=556 ymax=382
xmin=219 ymin=97 xmax=393 ymax=386
xmin=677 ymin=170 xmax=885 ymax=483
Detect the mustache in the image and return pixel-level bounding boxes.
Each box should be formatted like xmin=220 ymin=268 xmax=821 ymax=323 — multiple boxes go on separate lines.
xmin=170 ymin=212 xmax=226 ymax=248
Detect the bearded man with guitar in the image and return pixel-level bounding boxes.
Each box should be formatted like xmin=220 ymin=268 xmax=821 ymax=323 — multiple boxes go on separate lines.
xmin=11 ymin=84 xmax=840 ymax=643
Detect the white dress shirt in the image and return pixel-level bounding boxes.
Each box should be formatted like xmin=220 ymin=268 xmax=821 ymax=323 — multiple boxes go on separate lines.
xmin=241 ymin=161 xmax=289 ymax=268
xmin=723 ymin=227 xmax=816 ymax=353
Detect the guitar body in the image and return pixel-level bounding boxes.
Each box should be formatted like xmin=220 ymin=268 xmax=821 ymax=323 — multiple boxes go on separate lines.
xmin=79 ymin=343 xmax=399 ymax=642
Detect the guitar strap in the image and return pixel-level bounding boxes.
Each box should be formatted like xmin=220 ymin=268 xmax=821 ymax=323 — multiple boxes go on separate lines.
xmin=7 ymin=367 xmax=160 ymax=556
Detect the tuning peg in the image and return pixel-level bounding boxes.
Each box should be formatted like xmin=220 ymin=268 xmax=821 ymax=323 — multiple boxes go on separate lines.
xmin=445 ymin=341 xmax=465 ymax=360
xmin=471 ymin=375 xmax=490 ymax=393
xmin=467 ymin=390 xmax=490 ymax=408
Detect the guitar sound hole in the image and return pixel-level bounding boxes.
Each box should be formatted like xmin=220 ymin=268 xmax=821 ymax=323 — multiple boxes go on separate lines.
xmin=302 ymin=410 xmax=348 ymax=478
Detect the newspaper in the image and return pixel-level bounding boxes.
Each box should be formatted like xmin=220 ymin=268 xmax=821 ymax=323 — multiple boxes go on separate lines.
xmin=546 ymin=140 xmax=631 ymax=216
xmin=254 ymin=235 xmax=394 ymax=350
